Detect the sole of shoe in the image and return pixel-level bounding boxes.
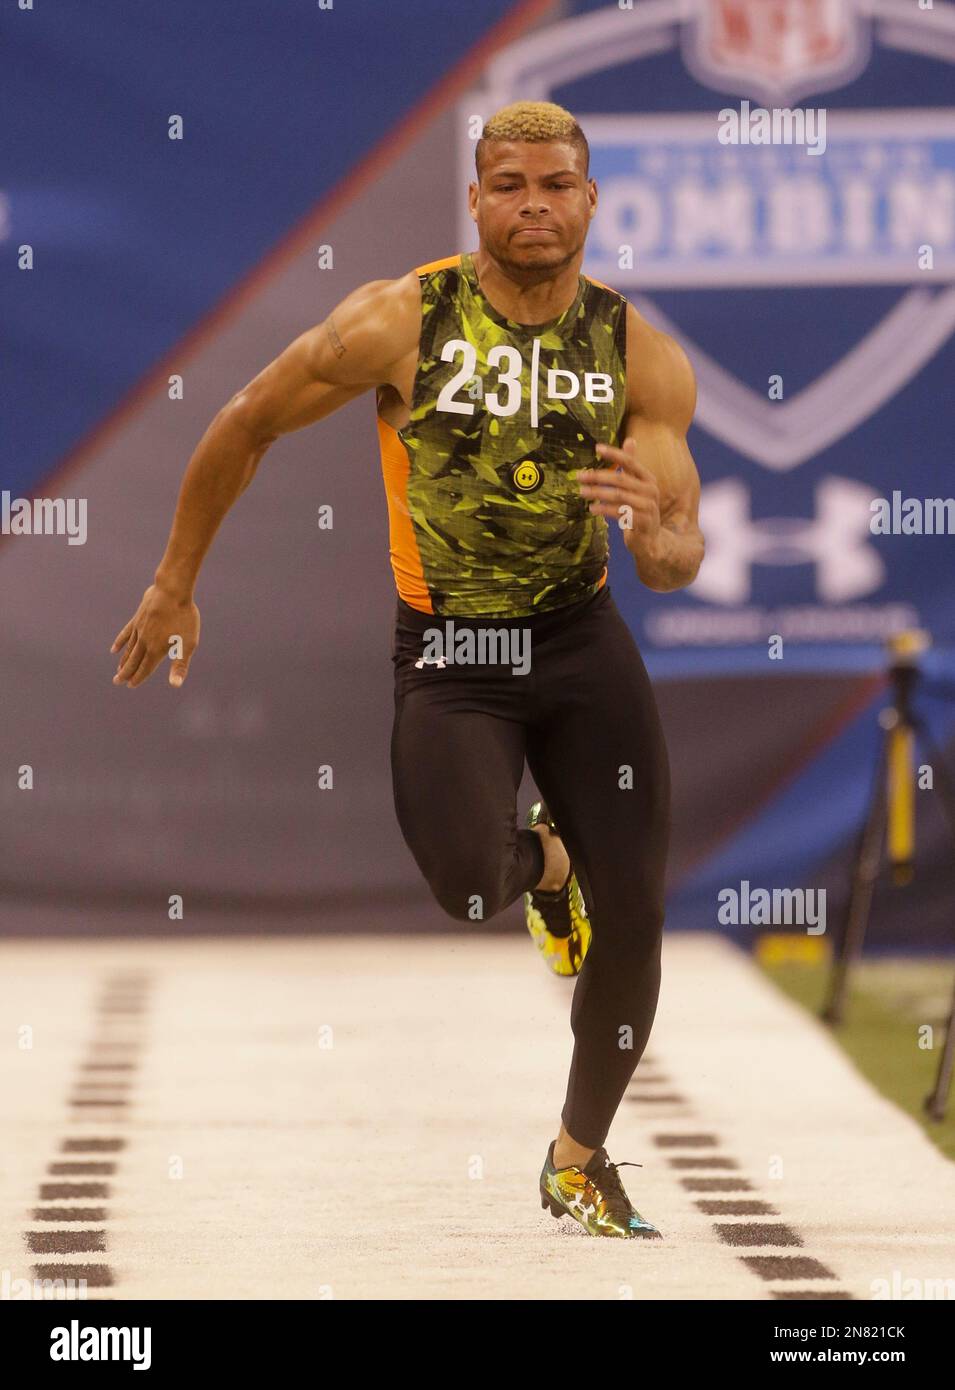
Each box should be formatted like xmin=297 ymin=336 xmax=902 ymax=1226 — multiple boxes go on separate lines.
xmin=540 ymin=1181 xmax=663 ymax=1237
xmin=540 ymin=1187 xmax=566 ymax=1219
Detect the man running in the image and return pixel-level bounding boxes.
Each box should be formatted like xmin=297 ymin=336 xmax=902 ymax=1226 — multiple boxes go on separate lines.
xmin=111 ymin=100 xmax=704 ymax=1239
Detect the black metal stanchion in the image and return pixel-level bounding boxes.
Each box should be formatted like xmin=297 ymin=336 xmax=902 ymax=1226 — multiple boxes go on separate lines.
xmin=912 ymin=712 xmax=955 ymax=1120
xmin=821 ymin=738 xmax=887 ymax=1026
xmin=821 ymin=630 xmax=955 ymax=1121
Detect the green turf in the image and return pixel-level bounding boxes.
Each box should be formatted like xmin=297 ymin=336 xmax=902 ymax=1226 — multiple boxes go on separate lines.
xmin=756 ymin=955 xmax=955 ymax=1163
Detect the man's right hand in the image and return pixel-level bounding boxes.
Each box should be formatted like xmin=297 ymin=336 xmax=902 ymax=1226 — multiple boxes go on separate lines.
xmin=107 ymin=272 xmax=417 ymax=695
xmin=110 ymin=584 xmax=201 ymax=689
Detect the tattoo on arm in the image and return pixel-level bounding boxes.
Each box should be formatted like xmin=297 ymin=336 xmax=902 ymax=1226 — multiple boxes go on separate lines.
xmin=326 ymin=316 xmax=346 ymax=358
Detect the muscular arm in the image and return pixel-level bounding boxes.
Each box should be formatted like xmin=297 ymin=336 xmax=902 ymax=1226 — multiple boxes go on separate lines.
xmin=154 ymin=271 xmax=421 ymax=598
xmin=577 ymin=302 xmax=704 ymax=593
xmin=110 ymin=270 xmax=420 ymax=688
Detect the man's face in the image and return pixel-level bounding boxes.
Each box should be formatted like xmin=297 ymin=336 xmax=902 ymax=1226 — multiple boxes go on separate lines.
xmin=469 ymin=140 xmax=596 ymax=275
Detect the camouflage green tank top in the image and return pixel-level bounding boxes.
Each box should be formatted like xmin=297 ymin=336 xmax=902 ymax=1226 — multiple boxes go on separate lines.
xmin=375 ymin=250 xmax=628 ymax=618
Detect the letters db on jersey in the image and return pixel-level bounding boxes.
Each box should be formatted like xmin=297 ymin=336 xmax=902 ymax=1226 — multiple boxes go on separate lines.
xmin=436 ymin=342 xmax=615 ymax=417
xmin=458 ymin=0 xmax=955 ymax=656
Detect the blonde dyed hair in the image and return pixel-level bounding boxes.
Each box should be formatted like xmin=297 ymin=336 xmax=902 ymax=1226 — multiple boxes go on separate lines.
xmin=475 ymin=101 xmax=590 ymax=180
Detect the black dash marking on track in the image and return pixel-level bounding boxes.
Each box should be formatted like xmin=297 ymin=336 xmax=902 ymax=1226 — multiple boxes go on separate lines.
xmin=32 ymin=1208 xmax=107 ymax=1222
xmin=60 ymin=1138 xmax=125 ymax=1153
xmin=653 ymin=1133 xmax=719 ymax=1148
xmin=31 ymin=1263 xmax=113 ymax=1288
xmin=48 ymin=1162 xmax=117 ymax=1176
xmin=72 ymin=1079 xmax=132 ymax=1089
xmin=669 ymin=1157 xmax=739 ymax=1169
xmin=681 ymin=1177 xmax=753 ymax=1192
xmin=743 ymin=1256 xmax=836 ymax=1281
xmin=26 ymin=1230 xmax=107 ymax=1255
xmin=642 ymin=1089 xmax=849 ymax=1294
xmin=40 ymin=1183 xmax=110 ymax=1200
xmin=627 ymin=1093 xmax=686 ymax=1103
xmin=715 ymin=1223 xmax=803 ymax=1248
xmin=773 ymin=1289 xmax=853 ymax=1300
xmin=68 ymin=1095 xmax=132 ymax=1106
xmin=68 ymin=1099 xmax=129 ymax=1108
xmin=69 ymin=1091 xmax=132 ymax=1101
xmin=695 ymin=1200 xmax=777 ymax=1216
xmin=84 ymin=1052 xmax=143 ymax=1062
xmin=24 ymin=971 xmax=151 ymax=1298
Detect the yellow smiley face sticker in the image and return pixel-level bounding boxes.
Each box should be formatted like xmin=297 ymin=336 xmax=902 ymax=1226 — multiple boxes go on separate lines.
xmin=510 ymin=459 xmax=543 ymax=493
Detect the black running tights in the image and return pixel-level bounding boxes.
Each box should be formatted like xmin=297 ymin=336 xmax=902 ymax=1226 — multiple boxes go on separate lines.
xmin=389 ymin=582 xmax=671 ymax=1149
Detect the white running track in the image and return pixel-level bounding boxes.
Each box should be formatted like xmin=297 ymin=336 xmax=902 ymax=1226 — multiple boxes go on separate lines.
xmin=1 ymin=932 xmax=954 ymax=1301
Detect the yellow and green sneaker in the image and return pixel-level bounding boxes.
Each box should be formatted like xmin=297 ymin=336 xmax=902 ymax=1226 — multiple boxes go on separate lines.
xmin=523 ymin=800 xmax=591 ymax=977
xmin=539 ymin=1140 xmax=662 ymax=1239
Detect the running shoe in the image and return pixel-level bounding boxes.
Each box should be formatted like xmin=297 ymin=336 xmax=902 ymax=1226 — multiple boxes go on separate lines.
xmin=523 ymin=800 xmax=591 ymax=977
xmin=539 ymin=1140 xmax=662 ymax=1238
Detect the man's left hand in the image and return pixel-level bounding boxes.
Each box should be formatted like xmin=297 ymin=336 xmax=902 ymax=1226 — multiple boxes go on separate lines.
xmin=576 ymin=439 xmax=663 ymax=564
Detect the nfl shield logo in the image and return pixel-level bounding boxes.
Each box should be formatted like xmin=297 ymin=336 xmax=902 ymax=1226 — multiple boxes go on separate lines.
xmin=683 ymin=0 xmax=871 ymax=106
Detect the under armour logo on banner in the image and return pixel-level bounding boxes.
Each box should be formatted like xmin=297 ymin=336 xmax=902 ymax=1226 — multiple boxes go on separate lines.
xmin=694 ymin=476 xmax=884 ymax=605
